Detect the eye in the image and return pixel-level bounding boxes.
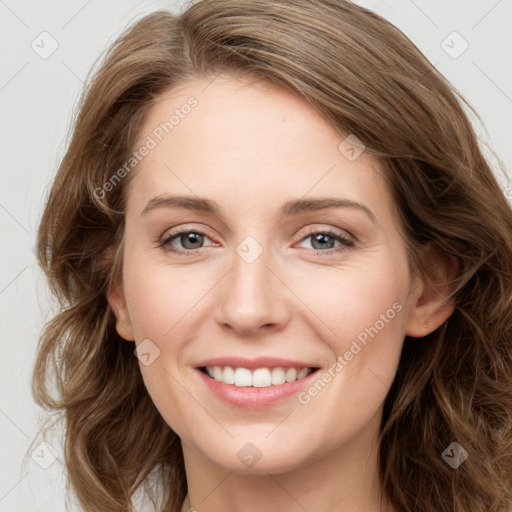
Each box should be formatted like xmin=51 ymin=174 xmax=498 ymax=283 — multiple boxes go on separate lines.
xmin=158 ymin=226 xmax=355 ymax=257
xmin=296 ymin=228 xmax=354 ymax=254
xmin=159 ymin=229 xmax=216 ymax=255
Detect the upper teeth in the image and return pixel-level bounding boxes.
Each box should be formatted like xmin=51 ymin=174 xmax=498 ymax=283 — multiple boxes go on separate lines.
xmin=205 ymin=366 xmax=312 ymax=387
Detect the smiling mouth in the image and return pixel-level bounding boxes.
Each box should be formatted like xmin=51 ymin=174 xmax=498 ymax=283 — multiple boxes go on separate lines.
xmin=200 ymin=365 xmax=319 ymax=388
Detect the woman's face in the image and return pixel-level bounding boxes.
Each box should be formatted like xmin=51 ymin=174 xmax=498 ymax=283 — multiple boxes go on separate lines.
xmin=110 ymin=74 xmax=427 ymax=475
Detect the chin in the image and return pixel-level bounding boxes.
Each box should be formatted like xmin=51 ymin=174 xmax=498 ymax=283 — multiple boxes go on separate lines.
xmin=199 ymin=433 xmax=319 ymax=475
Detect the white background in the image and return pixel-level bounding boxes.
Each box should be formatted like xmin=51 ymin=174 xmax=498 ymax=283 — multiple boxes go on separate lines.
xmin=1 ymin=0 xmax=511 ymax=510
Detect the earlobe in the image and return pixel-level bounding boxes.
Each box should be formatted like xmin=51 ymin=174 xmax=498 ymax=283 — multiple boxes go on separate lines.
xmin=102 ymin=245 xmax=134 ymax=342
xmin=405 ymin=245 xmax=458 ymax=338
xmin=107 ymin=279 xmax=135 ymax=342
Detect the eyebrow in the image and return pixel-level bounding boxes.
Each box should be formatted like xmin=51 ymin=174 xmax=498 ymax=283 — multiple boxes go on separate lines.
xmin=140 ymin=194 xmax=376 ymax=224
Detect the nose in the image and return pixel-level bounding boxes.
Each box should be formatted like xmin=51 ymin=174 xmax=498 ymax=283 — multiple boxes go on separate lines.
xmin=215 ymin=240 xmax=292 ymax=338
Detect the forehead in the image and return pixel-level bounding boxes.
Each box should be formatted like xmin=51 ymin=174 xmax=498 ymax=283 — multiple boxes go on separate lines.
xmin=126 ymin=74 xmax=392 ymax=223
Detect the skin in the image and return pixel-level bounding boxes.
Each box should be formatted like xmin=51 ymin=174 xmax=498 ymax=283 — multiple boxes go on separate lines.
xmin=108 ymin=74 xmax=456 ymax=512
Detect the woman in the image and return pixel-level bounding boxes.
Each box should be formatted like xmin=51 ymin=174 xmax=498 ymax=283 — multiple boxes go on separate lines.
xmin=32 ymin=0 xmax=512 ymax=511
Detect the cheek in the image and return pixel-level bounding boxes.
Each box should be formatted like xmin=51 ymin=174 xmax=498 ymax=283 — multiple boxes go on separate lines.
xmin=288 ymin=255 xmax=409 ymax=410
xmin=291 ymin=257 xmax=408 ymax=346
xmin=123 ymin=250 xmax=208 ymax=341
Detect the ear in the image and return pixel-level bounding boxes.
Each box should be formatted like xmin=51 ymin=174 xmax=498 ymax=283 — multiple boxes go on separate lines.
xmin=405 ymin=244 xmax=458 ymax=338
xmin=104 ymin=248 xmax=135 ymax=342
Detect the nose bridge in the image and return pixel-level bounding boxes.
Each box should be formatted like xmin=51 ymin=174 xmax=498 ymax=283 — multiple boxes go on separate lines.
xmin=216 ymin=233 xmax=289 ymax=335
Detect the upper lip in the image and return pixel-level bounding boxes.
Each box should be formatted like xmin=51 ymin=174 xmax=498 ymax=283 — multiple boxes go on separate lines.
xmin=195 ymin=356 xmax=319 ymax=369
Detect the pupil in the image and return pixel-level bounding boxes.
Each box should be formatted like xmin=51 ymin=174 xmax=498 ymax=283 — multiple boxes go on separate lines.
xmin=313 ymin=233 xmax=333 ymax=250
xmin=183 ymin=233 xmax=203 ymax=249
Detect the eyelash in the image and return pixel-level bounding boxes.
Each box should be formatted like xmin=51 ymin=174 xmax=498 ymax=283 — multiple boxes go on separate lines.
xmin=158 ymin=226 xmax=355 ymax=256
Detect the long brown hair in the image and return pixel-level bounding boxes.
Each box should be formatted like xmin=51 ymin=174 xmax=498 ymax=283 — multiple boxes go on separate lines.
xmin=31 ymin=1 xmax=512 ymax=510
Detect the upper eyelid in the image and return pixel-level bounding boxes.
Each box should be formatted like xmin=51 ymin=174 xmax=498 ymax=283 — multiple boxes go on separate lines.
xmin=299 ymin=225 xmax=355 ymax=241
xmin=161 ymin=224 xmax=217 ymax=242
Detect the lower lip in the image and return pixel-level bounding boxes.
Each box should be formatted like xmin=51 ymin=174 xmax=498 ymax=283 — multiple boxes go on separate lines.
xmin=196 ymin=368 xmax=319 ymax=408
